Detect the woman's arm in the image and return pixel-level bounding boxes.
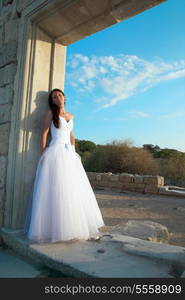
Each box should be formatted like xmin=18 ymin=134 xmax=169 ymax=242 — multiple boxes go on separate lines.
xmin=41 ymin=110 xmax=52 ymax=154
xmin=69 ymin=113 xmax=75 ymax=147
xmin=70 ymin=129 xmax=75 ymax=147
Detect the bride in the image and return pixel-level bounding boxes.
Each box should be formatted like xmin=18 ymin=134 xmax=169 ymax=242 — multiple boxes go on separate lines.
xmin=24 ymin=88 xmax=105 ymax=243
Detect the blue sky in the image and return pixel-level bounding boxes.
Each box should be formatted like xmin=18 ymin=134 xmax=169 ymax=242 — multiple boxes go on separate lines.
xmin=65 ymin=0 xmax=185 ymax=151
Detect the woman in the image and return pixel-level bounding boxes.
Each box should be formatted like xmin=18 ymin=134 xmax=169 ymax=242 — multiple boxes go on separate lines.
xmin=24 ymin=88 xmax=105 ymax=243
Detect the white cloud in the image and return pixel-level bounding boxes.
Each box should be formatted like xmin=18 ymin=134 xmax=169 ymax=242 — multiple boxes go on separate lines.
xmin=157 ymin=69 xmax=185 ymax=81
xmin=129 ymin=110 xmax=150 ymax=118
xmin=68 ymin=53 xmax=89 ymax=68
xmin=66 ymin=53 xmax=185 ymax=108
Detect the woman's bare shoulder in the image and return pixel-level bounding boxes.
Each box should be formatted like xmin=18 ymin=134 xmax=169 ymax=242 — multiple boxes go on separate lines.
xmin=66 ymin=112 xmax=74 ymax=118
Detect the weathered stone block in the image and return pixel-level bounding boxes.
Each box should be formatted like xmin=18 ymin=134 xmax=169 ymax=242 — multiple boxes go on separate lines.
xmin=0 ymin=85 xmax=13 ymax=104
xmin=0 ymin=103 xmax=12 ymax=123
xmin=0 ymin=123 xmax=10 ymax=155
xmin=0 ymin=188 xmax=5 ymax=212
xmin=134 ymin=175 xmax=144 ymax=184
xmin=119 ymin=173 xmax=134 ymax=183
xmin=0 ymin=190 xmax=5 ymax=228
xmin=96 ymin=174 xmax=102 ymax=181
xmin=0 ymin=4 xmax=13 ymax=26
xmin=144 ymin=176 xmax=164 ymax=186
xmin=0 ymin=63 xmax=17 ymax=87
xmin=108 ymin=220 xmax=170 ymax=243
xmin=105 ymin=181 xmax=123 ymax=189
xmin=123 ymin=183 xmax=145 ymax=189
xmin=101 ymin=174 xmax=112 ymax=181
xmin=157 ymin=176 xmax=164 ymax=186
xmin=17 ymin=0 xmax=35 ymax=13
xmin=144 ymin=185 xmax=159 ymax=193
xmin=0 ymin=41 xmax=17 ymax=68
xmin=3 ymin=0 xmax=14 ymax=6
xmin=0 ymin=25 xmax=3 ymax=48
xmin=143 ymin=176 xmax=158 ymax=184
xmin=0 ymin=156 xmax=7 ymax=188
xmin=86 ymin=172 xmax=96 ymax=180
xmin=110 ymin=174 xmax=119 ymax=181
xmin=4 ymin=20 xmax=19 ymax=44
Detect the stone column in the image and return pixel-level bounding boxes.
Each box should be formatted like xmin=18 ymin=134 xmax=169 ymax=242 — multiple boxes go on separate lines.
xmin=3 ymin=3 xmax=66 ymax=230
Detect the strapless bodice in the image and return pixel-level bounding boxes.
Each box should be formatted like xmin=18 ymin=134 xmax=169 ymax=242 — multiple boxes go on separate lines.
xmin=49 ymin=116 xmax=73 ymax=145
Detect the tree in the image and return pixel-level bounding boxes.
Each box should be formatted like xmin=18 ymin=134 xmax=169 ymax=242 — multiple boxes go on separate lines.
xmin=143 ymin=144 xmax=155 ymax=152
xmin=78 ymin=140 xmax=97 ymax=152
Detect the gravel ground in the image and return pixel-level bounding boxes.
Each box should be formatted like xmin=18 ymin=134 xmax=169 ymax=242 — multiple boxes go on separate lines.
xmin=95 ymin=189 xmax=185 ymax=247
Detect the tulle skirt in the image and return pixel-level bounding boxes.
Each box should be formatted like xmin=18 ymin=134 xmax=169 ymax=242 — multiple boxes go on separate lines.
xmin=24 ymin=141 xmax=105 ymax=243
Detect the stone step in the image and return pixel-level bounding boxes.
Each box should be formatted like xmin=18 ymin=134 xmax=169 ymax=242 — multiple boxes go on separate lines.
xmin=1 ymin=228 xmax=185 ymax=278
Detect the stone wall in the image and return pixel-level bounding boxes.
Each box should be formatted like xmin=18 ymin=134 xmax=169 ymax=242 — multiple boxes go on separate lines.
xmin=0 ymin=1 xmax=17 ymax=226
xmin=0 ymin=0 xmax=36 ymax=227
xmin=87 ymin=172 xmax=164 ymax=194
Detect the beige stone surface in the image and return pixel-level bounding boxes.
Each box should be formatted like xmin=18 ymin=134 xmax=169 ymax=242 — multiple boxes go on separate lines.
xmin=108 ymin=220 xmax=170 ymax=243
xmin=37 ymin=0 xmax=165 ymax=45
xmin=96 ymin=189 xmax=185 ymax=247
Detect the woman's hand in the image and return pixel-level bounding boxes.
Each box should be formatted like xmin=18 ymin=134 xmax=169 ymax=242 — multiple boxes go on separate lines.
xmin=41 ymin=148 xmax=46 ymax=155
xmin=71 ymin=145 xmax=76 ymax=152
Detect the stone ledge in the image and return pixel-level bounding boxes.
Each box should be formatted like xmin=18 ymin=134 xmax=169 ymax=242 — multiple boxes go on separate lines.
xmin=159 ymin=186 xmax=185 ymax=198
xmin=0 ymin=228 xmax=185 ymax=278
xmin=87 ymin=172 xmax=185 ymax=198
xmin=87 ymin=172 xmax=163 ymax=195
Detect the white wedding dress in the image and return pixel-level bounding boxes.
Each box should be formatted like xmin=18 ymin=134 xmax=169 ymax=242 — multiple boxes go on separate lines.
xmin=24 ymin=116 xmax=105 ymax=243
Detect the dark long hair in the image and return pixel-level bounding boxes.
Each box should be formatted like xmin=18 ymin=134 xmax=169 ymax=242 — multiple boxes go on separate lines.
xmin=48 ymin=88 xmax=66 ymax=128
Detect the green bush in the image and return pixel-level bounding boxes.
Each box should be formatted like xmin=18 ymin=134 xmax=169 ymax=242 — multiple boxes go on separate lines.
xmin=84 ymin=139 xmax=159 ymax=175
xmin=158 ymin=154 xmax=185 ymax=186
xmin=76 ymin=138 xmax=185 ymax=187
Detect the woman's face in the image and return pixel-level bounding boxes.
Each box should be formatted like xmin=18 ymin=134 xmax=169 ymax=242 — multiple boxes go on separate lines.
xmin=52 ymin=91 xmax=65 ymax=108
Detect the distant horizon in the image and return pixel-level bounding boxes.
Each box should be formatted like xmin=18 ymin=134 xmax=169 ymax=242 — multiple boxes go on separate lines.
xmin=65 ymin=0 xmax=185 ymax=152
xmin=75 ymin=137 xmax=185 ymax=153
